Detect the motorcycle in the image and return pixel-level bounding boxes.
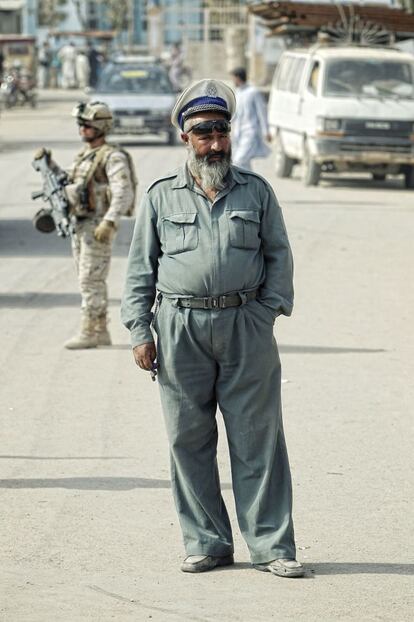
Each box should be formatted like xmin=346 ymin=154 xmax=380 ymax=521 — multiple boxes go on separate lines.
xmin=0 ymin=66 xmax=37 ymax=108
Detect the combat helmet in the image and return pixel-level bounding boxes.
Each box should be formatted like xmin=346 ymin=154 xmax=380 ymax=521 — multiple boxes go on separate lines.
xmin=72 ymin=101 xmax=113 ymax=134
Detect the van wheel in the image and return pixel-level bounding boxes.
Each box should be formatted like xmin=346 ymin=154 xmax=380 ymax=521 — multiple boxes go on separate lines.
xmin=274 ymin=135 xmax=294 ymax=178
xmin=303 ymin=144 xmax=321 ymax=186
xmin=403 ymin=166 xmax=414 ymax=189
xmin=372 ymin=173 xmax=386 ymax=182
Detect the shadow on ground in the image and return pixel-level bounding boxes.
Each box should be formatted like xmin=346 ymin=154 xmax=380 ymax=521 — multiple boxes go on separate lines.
xmin=110 ymin=343 xmax=385 ymax=355
xmin=0 ymin=477 xmax=232 ymax=490
xmin=308 ymin=562 xmax=414 ymax=576
xmin=0 ymin=139 xmax=178 ymax=153
xmin=0 ymin=455 xmax=131 ymax=460
xmin=0 ymin=218 xmax=134 ymax=257
xmin=280 ymin=344 xmax=385 ymax=354
xmin=289 ymin=171 xmax=409 ymax=192
xmin=0 ymin=292 xmax=120 ymax=308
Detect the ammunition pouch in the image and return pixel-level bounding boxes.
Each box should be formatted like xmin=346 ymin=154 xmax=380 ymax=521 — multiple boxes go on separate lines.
xmin=64 ymin=182 xmax=92 ymax=217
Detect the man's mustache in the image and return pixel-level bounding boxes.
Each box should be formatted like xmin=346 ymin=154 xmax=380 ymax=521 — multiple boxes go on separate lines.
xmin=205 ymin=151 xmax=228 ymax=162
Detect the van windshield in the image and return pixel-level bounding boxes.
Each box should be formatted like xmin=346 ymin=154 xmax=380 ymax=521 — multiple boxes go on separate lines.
xmin=323 ymin=59 xmax=414 ymax=99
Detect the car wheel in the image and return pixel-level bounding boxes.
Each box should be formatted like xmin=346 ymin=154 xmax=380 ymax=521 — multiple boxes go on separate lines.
xmin=302 ymin=142 xmax=321 ymax=186
xmin=372 ymin=173 xmax=386 ymax=182
xmin=274 ymin=133 xmax=294 ymax=178
xmin=403 ymin=165 xmax=414 ymax=189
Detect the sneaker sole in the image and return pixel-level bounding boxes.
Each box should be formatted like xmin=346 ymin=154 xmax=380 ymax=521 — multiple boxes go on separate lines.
xmin=254 ymin=563 xmax=305 ymax=578
xmin=181 ymin=554 xmax=234 ymax=573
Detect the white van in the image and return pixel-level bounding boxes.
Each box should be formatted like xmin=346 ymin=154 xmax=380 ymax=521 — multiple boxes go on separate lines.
xmin=268 ymin=45 xmax=414 ymax=186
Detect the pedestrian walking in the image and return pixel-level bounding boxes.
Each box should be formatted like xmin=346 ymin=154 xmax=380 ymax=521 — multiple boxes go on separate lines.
xmin=35 ymin=102 xmax=136 ymax=349
xmin=168 ymin=42 xmax=191 ymax=90
xmin=49 ymin=46 xmax=61 ymax=88
xmin=0 ymin=48 xmax=4 ymax=78
xmin=37 ymin=41 xmax=52 ymax=89
xmin=76 ymin=49 xmax=90 ymax=89
xmin=230 ymin=67 xmax=271 ymax=171
xmin=58 ymin=41 xmax=77 ymax=89
xmin=87 ymin=41 xmax=102 ymax=88
xmin=121 ymin=79 xmax=304 ymax=578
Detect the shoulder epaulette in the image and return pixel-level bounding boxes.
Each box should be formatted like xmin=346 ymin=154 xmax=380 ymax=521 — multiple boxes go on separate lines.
xmin=233 ymin=165 xmax=268 ymax=185
xmin=232 ymin=164 xmax=270 ymax=185
xmin=146 ymin=169 xmax=180 ymax=193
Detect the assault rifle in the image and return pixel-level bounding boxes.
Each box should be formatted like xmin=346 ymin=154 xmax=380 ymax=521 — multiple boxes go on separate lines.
xmin=31 ymin=154 xmax=74 ymax=238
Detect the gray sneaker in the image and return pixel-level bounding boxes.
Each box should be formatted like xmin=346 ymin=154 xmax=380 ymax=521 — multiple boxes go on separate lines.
xmin=181 ymin=554 xmax=234 ymax=573
xmin=254 ymin=558 xmax=305 ymax=578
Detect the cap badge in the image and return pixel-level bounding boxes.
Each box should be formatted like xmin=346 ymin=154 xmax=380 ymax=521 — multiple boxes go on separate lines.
xmin=206 ymin=81 xmax=218 ymax=97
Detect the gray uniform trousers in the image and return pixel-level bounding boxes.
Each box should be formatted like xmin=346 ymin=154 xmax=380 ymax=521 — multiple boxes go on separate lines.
xmin=154 ymin=296 xmax=296 ymax=564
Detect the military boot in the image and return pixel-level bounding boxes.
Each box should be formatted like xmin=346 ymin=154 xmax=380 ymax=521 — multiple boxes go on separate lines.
xmin=95 ymin=314 xmax=112 ymax=346
xmin=64 ymin=314 xmax=98 ymax=350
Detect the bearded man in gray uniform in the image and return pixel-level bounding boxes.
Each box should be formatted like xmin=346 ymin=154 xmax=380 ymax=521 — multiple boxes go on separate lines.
xmin=121 ymin=80 xmax=304 ymax=578
xmin=36 ymin=101 xmax=136 ymax=349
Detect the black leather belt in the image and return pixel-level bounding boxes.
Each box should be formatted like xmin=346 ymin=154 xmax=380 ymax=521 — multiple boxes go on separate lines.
xmin=176 ymin=290 xmax=258 ymax=310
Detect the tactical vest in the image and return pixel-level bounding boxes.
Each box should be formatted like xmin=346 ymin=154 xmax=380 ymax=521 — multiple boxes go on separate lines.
xmin=72 ymin=143 xmax=137 ymax=217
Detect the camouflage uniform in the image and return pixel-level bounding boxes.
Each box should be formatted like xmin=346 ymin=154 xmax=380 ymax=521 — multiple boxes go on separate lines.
xmin=57 ymin=101 xmax=136 ymax=349
xmin=66 ymin=144 xmax=134 ymax=320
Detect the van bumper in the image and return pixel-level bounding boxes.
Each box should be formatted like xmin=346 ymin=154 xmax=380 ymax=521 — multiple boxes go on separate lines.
xmin=310 ymin=136 xmax=414 ymax=165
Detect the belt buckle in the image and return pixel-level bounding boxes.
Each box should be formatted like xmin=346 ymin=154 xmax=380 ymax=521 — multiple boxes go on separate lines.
xmin=203 ymin=297 xmax=212 ymax=309
xmin=211 ymin=296 xmax=219 ymax=309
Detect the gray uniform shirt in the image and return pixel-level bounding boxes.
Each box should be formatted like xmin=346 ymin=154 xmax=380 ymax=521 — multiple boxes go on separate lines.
xmin=121 ymin=164 xmax=294 ymax=347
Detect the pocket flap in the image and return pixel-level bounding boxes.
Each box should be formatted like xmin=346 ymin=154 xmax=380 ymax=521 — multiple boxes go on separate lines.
xmin=228 ymin=210 xmax=260 ymax=224
xmin=162 ymin=212 xmax=197 ymax=224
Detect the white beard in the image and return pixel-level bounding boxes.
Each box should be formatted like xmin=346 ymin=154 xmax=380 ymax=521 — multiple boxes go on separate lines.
xmin=187 ymin=146 xmax=231 ymax=192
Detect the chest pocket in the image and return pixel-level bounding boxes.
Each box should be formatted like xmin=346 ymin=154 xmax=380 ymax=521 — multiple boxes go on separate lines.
xmin=227 ymin=210 xmax=261 ymax=250
xmin=162 ymin=212 xmax=198 ymax=255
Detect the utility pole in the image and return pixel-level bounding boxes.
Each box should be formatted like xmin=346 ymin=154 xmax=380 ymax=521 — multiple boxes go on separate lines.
xmin=127 ymin=0 xmax=135 ymax=49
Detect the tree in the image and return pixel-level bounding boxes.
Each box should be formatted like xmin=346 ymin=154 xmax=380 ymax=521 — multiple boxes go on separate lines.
xmin=398 ymin=0 xmax=414 ymax=12
xmin=71 ymin=0 xmax=87 ymax=30
xmin=71 ymin=0 xmax=131 ymax=34
xmin=38 ymin=0 xmax=67 ymax=28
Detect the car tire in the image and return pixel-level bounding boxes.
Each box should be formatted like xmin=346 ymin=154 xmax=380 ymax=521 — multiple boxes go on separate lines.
xmin=403 ymin=165 xmax=414 ymax=189
xmin=372 ymin=173 xmax=386 ymax=182
xmin=302 ymin=142 xmax=321 ymax=186
xmin=274 ymin=133 xmax=294 ymax=178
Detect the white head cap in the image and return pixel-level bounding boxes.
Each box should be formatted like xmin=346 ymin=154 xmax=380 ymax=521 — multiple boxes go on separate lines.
xmin=171 ymin=79 xmax=236 ymax=131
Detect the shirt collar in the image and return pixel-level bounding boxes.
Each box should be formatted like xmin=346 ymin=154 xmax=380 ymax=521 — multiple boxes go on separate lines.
xmin=171 ymin=165 xmax=189 ymax=189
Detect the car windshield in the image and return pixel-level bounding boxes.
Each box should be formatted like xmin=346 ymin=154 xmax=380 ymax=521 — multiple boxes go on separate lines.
xmin=323 ymin=59 xmax=414 ymax=99
xmin=96 ymin=64 xmax=173 ymax=94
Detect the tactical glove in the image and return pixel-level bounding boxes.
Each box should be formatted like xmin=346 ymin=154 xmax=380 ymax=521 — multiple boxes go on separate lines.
xmin=34 ymin=147 xmax=51 ymax=162
xmin=94 ymin=219 xmax=116 ymax=243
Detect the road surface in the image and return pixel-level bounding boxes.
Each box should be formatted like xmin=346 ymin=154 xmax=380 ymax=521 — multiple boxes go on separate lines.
xmin=0 ymin=90 xmax=413 ymax=621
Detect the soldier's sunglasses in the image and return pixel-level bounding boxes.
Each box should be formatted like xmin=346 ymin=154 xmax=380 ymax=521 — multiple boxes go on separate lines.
xmin=77 ymin=121 xmax=94 ymax=129
xmin=187 ymin=120 xmax=231 ymax=136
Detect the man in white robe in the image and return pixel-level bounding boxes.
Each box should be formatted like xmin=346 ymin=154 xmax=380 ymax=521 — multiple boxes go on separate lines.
xmin=58 ymin=42 xmax=77 ymax=89
xmin=230 ymin=67 xmax=271 ymax=170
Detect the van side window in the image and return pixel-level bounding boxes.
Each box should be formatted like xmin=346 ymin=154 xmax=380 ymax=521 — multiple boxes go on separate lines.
xmin=308 ymin=61 xmax=320 ymax=94
xmin=276 ymin=56 xmax=294 ymax=91
xmin=287 ymin=58 xmax=306 ymax=93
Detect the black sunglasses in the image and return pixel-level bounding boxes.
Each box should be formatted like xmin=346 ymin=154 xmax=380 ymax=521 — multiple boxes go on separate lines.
xmin=77 ymin=121 xmax=94 ymax=129
xmin=187 ymin=120 xmax=231 ymax=136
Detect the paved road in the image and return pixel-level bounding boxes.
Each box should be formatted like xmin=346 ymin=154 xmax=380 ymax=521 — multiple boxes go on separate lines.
xmin=0 ymin=90 xmax=413 ymax=621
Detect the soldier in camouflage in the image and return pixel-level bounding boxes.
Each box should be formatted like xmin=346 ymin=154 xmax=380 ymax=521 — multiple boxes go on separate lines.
xmin=36 ymin=101 xmax=136 ymax=349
